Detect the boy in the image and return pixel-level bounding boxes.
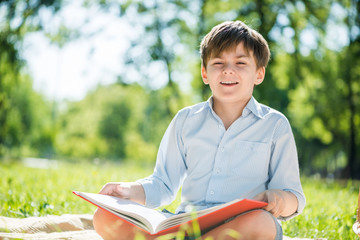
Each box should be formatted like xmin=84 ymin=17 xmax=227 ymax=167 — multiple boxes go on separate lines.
xmin=93 ymin=20 xmax=305 ymax=240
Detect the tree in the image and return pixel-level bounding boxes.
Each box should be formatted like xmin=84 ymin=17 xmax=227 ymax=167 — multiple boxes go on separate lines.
xmin=333 ymin=0 xmax=359 ymax=178
xmin=0 ymin=0 xmax=62 ymax=158
xmin=87 ymin=0 xmax=360 ymax=178
xmin=56 ymin=83 xmax=161 ymax=163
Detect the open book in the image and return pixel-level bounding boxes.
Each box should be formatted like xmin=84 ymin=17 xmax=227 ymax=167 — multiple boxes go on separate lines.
xmin=73 ymin=191 xmax=267 ymax=235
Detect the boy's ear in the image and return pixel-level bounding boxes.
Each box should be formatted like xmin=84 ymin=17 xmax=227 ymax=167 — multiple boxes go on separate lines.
xmin=255 ymin=67 xmax=265 ymax=85
xmin=201 ymin=66 xmax=209 ymax=85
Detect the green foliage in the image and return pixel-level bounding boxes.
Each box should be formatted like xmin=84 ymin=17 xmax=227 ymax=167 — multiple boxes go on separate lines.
xmin=0 ymin=72 xmax=54 ymax=158
xmin=0 ymin=0 xmax=359 ymax=179
xmin=1 ymin=161 xmax=359 ymax=239
xmin=55 ymin=83 xmax=191 ymax=163
xmin=0 ymin=0 xmax=62 ymax=158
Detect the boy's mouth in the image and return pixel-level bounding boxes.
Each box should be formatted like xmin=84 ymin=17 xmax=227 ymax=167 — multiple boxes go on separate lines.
xmin=220 ymin=81 xmax=239 ymax=86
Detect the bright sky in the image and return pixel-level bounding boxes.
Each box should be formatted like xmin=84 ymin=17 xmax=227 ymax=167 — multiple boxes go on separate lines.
xmin=22 ymin=1 xmax=132 ymax=101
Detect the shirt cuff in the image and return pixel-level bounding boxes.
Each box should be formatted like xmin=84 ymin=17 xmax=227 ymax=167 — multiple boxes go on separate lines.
xmin=136 ymin=178 xmax=160 ymax=209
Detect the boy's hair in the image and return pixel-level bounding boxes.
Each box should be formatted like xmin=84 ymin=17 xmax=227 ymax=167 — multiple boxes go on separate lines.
xmin=200 ymin=20 xmax=270 ymax=69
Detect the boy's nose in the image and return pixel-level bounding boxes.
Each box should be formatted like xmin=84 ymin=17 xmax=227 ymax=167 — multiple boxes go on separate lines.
xmin=222 ymin=65 xmax=234 ymax=75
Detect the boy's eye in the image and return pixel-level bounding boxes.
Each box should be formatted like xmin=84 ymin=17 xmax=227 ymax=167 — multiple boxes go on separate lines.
xmin=237 ymin=62 xmax=245 ymax=65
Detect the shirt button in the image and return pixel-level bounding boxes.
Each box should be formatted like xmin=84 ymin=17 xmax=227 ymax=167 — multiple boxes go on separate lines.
xmin=216 ymin=168 xmax=221 ymax=173
xmin=220 ymin=147 xmax=224 ymax=152
xmin=210 ymin=190 xmax=214 ymax=195
xmin=218 ymin=124 xmax=222 ymax=128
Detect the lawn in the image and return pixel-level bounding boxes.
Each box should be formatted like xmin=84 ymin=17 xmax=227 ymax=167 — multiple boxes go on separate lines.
xmin=0 ymin=160 xmax=358 ymax=240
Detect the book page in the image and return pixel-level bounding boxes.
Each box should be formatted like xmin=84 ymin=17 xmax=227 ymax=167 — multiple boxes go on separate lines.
xmin=101 ymin=205 xmax=151 ymax=231
xmin=76 ymin=192 xmax=168 ymax=233
xmin=155 ymin=198 xmax=267 ymax=233
xmin=155 ymin=199 xmax=237 ymax=232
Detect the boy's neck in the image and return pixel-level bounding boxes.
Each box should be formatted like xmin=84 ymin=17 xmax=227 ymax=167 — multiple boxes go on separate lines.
xmin=213 ymin=97 xmax=251 ymax=130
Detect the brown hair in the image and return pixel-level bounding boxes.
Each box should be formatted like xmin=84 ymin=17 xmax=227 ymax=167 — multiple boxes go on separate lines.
xmin=200 ymin=21 xmax=270 ymax=69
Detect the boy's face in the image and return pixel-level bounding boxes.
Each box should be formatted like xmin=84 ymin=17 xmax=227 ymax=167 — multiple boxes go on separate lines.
xmin=201 ymin=42 xmax=265 ymax=105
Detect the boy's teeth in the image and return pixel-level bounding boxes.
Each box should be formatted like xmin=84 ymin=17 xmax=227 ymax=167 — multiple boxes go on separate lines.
xmin=221 ymin=81 xmax=238 ymax=84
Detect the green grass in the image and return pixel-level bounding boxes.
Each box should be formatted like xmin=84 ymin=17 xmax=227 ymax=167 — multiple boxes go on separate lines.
xmin=0 ymin=160 xmax=359 ymax=239
xmin=0 ymin=160 xmax=154 ymax=217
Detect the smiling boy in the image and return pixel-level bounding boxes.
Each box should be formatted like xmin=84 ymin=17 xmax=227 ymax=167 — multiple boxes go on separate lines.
xmin=93 ymin=20 xmax=305 ymax=240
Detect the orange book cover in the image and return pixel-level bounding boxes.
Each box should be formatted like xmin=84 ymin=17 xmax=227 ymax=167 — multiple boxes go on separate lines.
xmin=73 ymin=191 xmax=267 ymax=235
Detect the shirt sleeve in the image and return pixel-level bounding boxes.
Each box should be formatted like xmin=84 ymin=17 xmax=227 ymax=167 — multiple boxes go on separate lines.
xmin=136 ymin=111 xmax=188 ymax=208
xmin=268 ymin=117 xmax=306 ymax=221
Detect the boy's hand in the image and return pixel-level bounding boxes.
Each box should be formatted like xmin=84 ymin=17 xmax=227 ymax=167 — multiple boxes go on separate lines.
xmin=99 ymin=182 xmax=131 ymax=199
xmin=253 ymin=189 xmax=298 ymax=218
xmin=99 ymin=182 xmax=146 ymax=205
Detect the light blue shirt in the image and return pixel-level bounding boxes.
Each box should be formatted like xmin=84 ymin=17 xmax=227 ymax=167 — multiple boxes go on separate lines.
xmin=137 ymin=96 xmax=305 ymax=220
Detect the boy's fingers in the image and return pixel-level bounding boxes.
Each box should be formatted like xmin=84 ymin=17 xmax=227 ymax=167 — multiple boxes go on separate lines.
xmin=98 ymin=184 xmax=110 ymax=194
xmin=253 ymin=190 xmax=284 ymax=217
xmin=269 ymin=203 xmax=281 ymax=217
xmin=253 ymin=192 xmax=266 ymax=201
xmin=267 ymin=192 xmax=285 ymax=217
xmin=262 ymin=192 xmax=278 ymax=214
xmin=254 ymin=191 xmax=274 ymax=213
xmin=98 ymin=182 xmax=132 ymax=200
xmin=98 ymin=183 xmax=121 ymax=196
xmin=116 ymin=184 xmax=131 ymax=199
xmin=263 ymin=198 xmax=276 ymax=212
xmin=254 ymin=190 xmax=288 ymax=217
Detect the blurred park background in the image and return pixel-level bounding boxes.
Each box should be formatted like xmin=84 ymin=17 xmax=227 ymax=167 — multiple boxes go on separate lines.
xmin=0 ymin=0 xmax=359 ymax=180
xmin=1 ymin=1 xmax=360 ymax=239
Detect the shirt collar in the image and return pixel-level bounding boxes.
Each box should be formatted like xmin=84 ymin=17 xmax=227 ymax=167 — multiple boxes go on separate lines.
xmin=245 ymin=97 xmax=266 ymax=119
xmin=206 ymin=96 xmax=265 ymax=119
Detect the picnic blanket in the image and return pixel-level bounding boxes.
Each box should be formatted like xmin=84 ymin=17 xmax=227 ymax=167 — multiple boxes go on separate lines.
xmin=0 ymin=214 xmax=101 ymax=240
xmin=0 ymin=214 xmax=324 ymax=240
